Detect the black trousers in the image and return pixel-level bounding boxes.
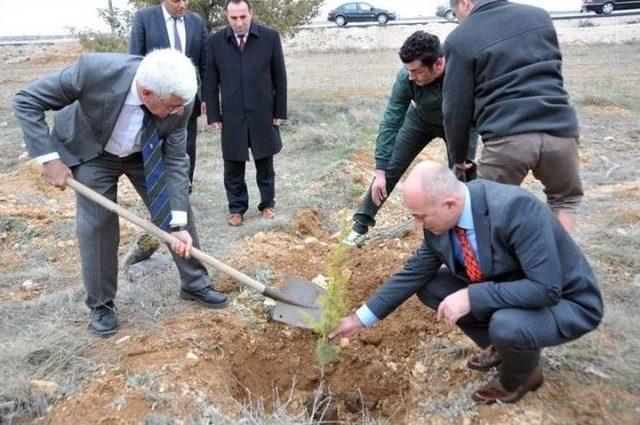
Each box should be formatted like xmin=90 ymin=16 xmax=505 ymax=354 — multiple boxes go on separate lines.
xmin=223 ymin=155 xmax=275 ymax=214
xmin=418 ymin=269 xmax=575 ymax=390
xmin=353 ymin=111 xmax=478 ymax=234
xmin=186 ymin=114 xmax=198 ymax=185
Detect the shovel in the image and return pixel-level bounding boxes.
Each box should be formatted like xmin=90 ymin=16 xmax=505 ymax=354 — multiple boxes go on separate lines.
xmin=66 ymin=177 xmax=324 ymax=328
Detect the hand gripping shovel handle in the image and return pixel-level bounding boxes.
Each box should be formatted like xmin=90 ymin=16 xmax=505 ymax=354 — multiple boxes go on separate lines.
xmin=66 ymin=177 xmax=308 ymax=307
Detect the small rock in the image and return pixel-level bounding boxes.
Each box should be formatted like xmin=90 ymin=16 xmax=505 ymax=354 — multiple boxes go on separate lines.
xmin=30 ymin=380 xmax=59 ymax=398
xmin=604 ymin=136 xmax=614 ymax=143
xmin=21 ymin=279 xmax=35 ymax=289
xmin=359 ymin=332 xmax=382 ymax=346
xmin=339 ymin=337 xmax=350 ymax=348
xmin=312 ymin=274 xmax=329 ymax=287
xmin=303 ymin=236 xmax=318 ymax=244
xmin=115 ymin=335 xmax=131 ymax=345
xmin=385 ymin=361 xmax=398 ymax=372
xmin=56 ymin=241 xmax=65 ymax=248
xmin=18 ymin=152 xmax=29 ymax=160
xmin=253 ymin=231 xmax=268 ymax=243
xmin=0 ymin=121 xmax=7 ymax=128
xmin=186 ymin=351 xmax=199 ymax=362
xmin=413 ymin=362 xmax=427 ymax=375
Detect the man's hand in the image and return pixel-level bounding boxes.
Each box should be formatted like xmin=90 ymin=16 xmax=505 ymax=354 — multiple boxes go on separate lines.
xmin=437 ymin=288 xmax=471 ymax=326
xmin=200 ymin=101 xmax=207 ymax=117
xmin=371 ymin=169 xmax=387 ymax=206
xmin=42 ymin=159 xmax=72 ymax=190
xmin=169 ymin=230 xmax=193 ymax=259
xmin=273 ymin=118 xmax=283 ymax=127
xmin=213 ymin=121 xmax=222 ymax=131
xmin=328 ymin=315 xmax=364 ymax=342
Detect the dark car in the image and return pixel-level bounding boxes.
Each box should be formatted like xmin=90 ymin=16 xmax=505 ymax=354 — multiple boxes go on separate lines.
xmin=582 ymin=0 xmax=640 ymax=14
xmin=436 ymin=2 xmax=456 ymax=22
xmin=327 ymin=2 xmax=396 ymax=26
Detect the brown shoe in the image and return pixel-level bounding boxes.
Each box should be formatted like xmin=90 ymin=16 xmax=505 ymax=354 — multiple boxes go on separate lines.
xmin=228 ymin=213 xmax=243 ymax=227
xmin=467 ymin=346 xmax=502 ymax=372
xmin=261 ymin=207 xmax=275 ymax=219
xmin=472 ymin=367 xmax=544 ymax=404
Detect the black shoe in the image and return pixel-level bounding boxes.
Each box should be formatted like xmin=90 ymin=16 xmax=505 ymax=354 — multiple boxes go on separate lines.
xmin=180 ymin=286 xmax=228 ymax=309
xmin=89 ymin=302 xmax=118 ymax=337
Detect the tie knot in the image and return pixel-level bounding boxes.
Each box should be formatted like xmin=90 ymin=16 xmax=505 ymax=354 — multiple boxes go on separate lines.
xmin=455 ymin=226 xmax=466 ymax=237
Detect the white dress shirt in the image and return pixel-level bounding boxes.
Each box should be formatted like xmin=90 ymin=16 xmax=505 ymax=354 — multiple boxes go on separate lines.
xmin=162 ymin=4 xmax=186 ymax=54
xmin=103 ymin=78 xmax=144 ymax=157
xmin=36 ymin=78 xmax=187 ymax=226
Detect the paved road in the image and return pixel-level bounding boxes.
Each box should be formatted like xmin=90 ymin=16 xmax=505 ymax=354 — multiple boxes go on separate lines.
xmin=309 ymin=10 xmax=640 ymax=29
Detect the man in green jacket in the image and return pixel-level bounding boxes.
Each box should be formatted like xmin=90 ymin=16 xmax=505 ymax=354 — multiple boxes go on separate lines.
xmin=344 ymin=31 xmax=477 ymax=247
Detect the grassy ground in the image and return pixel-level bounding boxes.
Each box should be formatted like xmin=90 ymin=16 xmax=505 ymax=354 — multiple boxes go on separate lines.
xmin=0 ymin=42 xmax=639 ymax=422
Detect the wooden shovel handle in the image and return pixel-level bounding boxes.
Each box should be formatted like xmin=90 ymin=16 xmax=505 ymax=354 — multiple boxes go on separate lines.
xmin=66 ymin=177 xmax=267 ymax=294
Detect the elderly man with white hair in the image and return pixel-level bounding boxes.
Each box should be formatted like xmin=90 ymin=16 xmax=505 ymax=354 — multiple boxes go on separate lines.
xmin=14 ymin=49 xmax=228 ymax=337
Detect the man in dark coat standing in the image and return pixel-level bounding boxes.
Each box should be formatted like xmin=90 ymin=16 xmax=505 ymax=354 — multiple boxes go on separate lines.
xmin=128 ymin=0 xmax=208 ymax=186
xmin=203 ymin=0 xmax=287 ymax=226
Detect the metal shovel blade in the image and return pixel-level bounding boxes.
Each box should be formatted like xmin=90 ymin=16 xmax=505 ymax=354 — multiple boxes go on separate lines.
xmin=272 ymin=276 xmax=325 ymax=328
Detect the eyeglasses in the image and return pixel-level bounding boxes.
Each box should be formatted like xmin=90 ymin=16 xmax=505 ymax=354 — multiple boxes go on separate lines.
xmin=155 ymin=94 xmax=186 ymax=115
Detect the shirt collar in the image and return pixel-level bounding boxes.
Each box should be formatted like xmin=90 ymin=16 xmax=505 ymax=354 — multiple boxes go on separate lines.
xmin=457 ymin=185 xmax=474 ymax=230
xmin=162 ymin=3 xmax=183 ymax=22
xmin=126 ymin=76 xmax=143 ymax=106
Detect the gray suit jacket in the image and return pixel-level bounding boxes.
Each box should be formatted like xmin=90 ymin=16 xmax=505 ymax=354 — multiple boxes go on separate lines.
xmin=13 ymin=53 xmax=194 ymax=211
xmin=366 ymin=180 xmax=603 ymax=339
xmin=128 ymin=5 xmax=207 ymax=118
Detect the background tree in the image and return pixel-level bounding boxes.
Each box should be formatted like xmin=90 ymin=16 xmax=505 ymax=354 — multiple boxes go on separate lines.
xmin=129 ymin=0 xmax=323 ymax=37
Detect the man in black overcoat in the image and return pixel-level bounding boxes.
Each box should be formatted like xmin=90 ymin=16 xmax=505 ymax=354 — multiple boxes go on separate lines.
xmin=203 ymin=0 xmax=287 ymax=226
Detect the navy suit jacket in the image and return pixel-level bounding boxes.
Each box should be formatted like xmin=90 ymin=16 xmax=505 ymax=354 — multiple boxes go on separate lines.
xmin=366 ymin=180 xmax=603 ymax=339
xmin=128 ymin=5 xmax=207 ymax=116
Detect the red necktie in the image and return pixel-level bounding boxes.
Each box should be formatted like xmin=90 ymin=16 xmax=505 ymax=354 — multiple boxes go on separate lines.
xmin=454 ymin=226 xmax=484 ymax=283
xmin=238 ymin=34 xmax=245 ymax=52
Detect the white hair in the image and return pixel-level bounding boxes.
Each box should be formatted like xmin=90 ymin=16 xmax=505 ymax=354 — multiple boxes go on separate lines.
xmin=135 ymin=48 xmax=197 ymax=101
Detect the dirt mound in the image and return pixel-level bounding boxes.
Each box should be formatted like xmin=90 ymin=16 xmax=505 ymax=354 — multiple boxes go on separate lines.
xmin=292 ymin=208 xmax=325 ymax=238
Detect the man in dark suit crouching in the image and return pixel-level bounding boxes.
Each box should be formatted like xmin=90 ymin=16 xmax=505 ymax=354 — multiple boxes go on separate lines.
xmin=330 ymin=160 xmax=603 ymax=403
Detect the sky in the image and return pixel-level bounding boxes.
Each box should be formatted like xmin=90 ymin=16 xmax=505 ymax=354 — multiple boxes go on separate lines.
xmin=0 ymin=0 xmax=583 ymax=37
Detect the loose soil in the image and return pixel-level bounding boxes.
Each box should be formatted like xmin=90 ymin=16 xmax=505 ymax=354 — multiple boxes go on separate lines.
xmin=47 ymin=212 xmax=639 ymax=424
xmin=2 ymin=30 xmax=640 ymax=424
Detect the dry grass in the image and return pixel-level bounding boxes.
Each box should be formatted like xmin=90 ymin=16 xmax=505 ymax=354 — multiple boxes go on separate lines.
xmin=1 ymin=42 xmax=640 ymax=422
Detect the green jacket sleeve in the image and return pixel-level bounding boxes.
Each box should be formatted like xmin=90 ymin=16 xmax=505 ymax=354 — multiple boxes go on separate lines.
xmin=375 ymin=68 xmax=413 ymax=170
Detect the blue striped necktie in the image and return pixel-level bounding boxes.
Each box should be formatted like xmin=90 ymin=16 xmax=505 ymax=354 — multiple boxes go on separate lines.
xmin=140 ymin=107 xmax=172 ymax=230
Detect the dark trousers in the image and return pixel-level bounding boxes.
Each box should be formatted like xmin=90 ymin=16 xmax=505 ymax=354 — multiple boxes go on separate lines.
xmin=417 ymin=268 xmax=575 ymax=390
xmin=223 ymin=155 xmax=275 ymax=214
xmin=353 ymin=114 xmax=478 ymax=234
xmin=72 ymin=152 xmax=210 ymax=309
xmin=186 ymin=114 xmax=198 ymax=185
